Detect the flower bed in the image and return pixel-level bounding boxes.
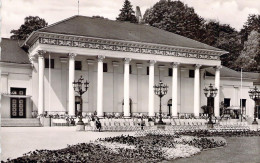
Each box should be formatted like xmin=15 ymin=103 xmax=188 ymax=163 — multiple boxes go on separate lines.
xmin=178 ymin=130 xmax=260 ymax=137
xmin=4 ymin=134 xmax=227 ymax=163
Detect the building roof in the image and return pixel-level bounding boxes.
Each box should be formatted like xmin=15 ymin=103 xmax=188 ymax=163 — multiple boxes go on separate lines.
xmin=243 ymin=72 xmax=260 ymax=84
xmin=37 ymin=15 xmax=225 ymax=52
xmin=1 ymin=38 xmax=30 ymax=64
xmin=205 ymin=66 xmax=252 ymax=80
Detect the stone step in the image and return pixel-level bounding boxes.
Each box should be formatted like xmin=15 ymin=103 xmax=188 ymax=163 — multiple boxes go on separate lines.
xmin=1 ymin=118 xmax=42 ymax=127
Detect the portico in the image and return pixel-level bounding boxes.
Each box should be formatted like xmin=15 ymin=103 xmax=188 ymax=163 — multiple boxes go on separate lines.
xmin=23 ymin=15 xmax=226 ymax=118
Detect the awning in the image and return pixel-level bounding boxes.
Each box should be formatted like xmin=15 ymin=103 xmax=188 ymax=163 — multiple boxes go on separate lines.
xmin=1 ymin=94 xmax=32 ymax=98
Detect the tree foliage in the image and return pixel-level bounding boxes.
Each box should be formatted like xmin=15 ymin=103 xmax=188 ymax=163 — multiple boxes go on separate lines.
xmin=143 ymin=0 xmax=260 ymax=72
xmin=10 ymin=16 xmax=48 ymax=40
xmin=143 ymin=0 xmax=204 ymax=41
xmin=240 ymin=14 xmax=260 ymax=43
xmin=201 ymin=20 xmax=243 ymax=69
xmin=116 ymin=0 xmax=137 ymax=23
xmin=235 ymin=30 xmax=260 ymax=72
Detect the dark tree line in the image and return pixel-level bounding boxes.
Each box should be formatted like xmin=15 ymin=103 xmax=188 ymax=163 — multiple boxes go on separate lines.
xmin=142 ymin=0 xmax=260 ymax=72
xmin=10 ymin=0 xmax=260 ymax=72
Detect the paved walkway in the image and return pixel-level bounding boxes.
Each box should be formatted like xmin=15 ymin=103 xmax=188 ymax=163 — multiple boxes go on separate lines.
xmin=1 ymin=127 xmax=134 ymax=161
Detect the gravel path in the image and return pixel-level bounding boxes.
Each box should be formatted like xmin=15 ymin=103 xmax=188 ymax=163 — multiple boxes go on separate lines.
xmin=1 ymin=127 xmax=134 ymax=161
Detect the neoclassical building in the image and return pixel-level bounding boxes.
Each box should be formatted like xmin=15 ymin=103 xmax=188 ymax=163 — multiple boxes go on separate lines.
xmin=1 ymin=15 xmax=259 ymax=120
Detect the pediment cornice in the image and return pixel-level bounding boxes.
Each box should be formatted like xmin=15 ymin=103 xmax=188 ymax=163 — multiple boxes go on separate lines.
xmin=28 ymin=32 xmax=227 ymax=60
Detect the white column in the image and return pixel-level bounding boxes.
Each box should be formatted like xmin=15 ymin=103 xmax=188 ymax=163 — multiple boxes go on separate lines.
xmin=38 ymin=50 xmax=45 ymax=115
xmin=68 ymin=53 xmax=76 ymax=116
xmin=124 ymin=58 xmax=131 ymax=117
xmin=172 ymin=62 xmax=179 ymax=117
xmin=214 ymin=66 xmax=221 ymax=117
xmin=148 ymin=60 xmax=156 ymax=117
xmin=97 ymin=56 xmax=105 ymax=117
xmin=60 ymin=57 xmax=68 ymax=112
xmin=194 ymin=64 xmax=201 ymax=117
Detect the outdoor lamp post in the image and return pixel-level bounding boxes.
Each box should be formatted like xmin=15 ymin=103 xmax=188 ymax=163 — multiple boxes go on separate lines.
xmin=73 ymin=75 xmax=89 ymax=131
xmin=248 ymin=86 xmax=260 ymax=125
xmin=203 ymin=83 xmax=218 ymax=126
xmin=154 ymin=80 xmax=168 ymax=125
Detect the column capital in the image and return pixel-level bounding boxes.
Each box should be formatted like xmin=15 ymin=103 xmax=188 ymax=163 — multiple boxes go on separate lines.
xmin=37 ymin=50 xmax=46 ymax=58
xmin=68 ymin=53 xmax=77 ymax=59
xmin=29 ymin=56 xmax=37 ymax=62
xmin=149 ymin=60 xmax=156 ymax=65
xmin=215 ymin=65 xmax=222 ymax=70
xmin=172 ymin=62 xmax=180 ymax=68
xmin=124 ymin=58 xmax=131 ymax=64
xmin=195 ymin=64 xmax=202 ymax=69
xmin=60 ymin=57 xmax=68 ymax=63
xmin=97 ymin=55 xmax=105 ymax=62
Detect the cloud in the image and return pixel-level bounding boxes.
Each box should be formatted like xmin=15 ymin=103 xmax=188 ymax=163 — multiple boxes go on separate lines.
xmin=1 ymin=0 xmax=260 ymax=38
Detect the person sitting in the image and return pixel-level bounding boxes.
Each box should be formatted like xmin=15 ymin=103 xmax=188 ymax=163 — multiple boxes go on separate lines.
xmin=95 ymin=117 xmax=102 ymax=132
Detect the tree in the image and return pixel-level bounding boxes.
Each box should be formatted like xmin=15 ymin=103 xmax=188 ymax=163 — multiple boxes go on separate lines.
xmin=202 ymin=20 xmax=236 ymax=46
xmin=10 ymin=16 xmax=48 ymax=40
xmin=217 ymin=32 xmax=243 ymax=69
xmin=143 ymin=0 xmax=205 ymax=41
xmin=240 ymin=14 xmax=260 ymax=43
xmin=235 ymin=30 xmax=260 ymax=72
xmin=116 ymin=0 xmax=137 ymax=23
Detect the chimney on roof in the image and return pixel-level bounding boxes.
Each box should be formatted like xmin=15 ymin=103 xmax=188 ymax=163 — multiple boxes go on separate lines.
xmin=135 ymin=6 xmax=143 ymax=24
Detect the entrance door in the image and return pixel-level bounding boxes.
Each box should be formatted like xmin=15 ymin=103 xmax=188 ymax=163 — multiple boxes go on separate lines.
xmin=258 ymin=106 xmax=260 ymax=119
xmin=75 ymin=102 xmax=80 ymax=116
xmin=167 ymin=99 xmax=172 ymax=116
xmin=11 ymin=98 xmax=26 ymax=118
xmin=240 ymin=99 xmax=246 ymax=115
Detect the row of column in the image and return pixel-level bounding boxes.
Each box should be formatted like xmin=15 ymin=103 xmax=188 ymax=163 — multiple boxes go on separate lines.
xmin=37 ymin=52 xmax=221 ymax=117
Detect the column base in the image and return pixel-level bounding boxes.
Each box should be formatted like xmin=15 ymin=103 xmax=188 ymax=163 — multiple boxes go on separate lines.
xmin=76 ymin=124 xmax=85 ymax=131
xmin=124 ymin=116 xmax=131 ymax=119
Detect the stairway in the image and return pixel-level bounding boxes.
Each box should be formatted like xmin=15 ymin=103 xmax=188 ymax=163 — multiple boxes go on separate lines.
xmin=1 ymin=118 xmax=42 ymax=127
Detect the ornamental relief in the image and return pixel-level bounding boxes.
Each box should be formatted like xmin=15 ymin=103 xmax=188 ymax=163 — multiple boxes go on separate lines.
xmin=38 ymin=37 xmax=220 ymax=60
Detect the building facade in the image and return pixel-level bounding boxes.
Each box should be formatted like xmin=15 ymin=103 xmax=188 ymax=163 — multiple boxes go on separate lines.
xmin=1 ymin=16 xmax=259 ymax=119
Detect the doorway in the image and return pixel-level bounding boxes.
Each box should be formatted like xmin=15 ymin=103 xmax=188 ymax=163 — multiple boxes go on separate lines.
xmin=256 ymin=105 xmax=260 ymax=119
xmin=167 ymin=99 xmax=172 ymax=116
xmin=207 ymin=97 xmax=214 ymax=114
xmin=10 ymin=88 xmax=26 ymax=118
xmin=11 ymin=98 xmax=26 ymax=118
xmin=240 ymin=99 xmax=246 ymax=115
xmin=75 ymin=96 xmax=81 ymax=116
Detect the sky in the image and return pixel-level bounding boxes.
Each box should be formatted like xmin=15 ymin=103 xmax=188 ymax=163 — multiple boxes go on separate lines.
xmin=1 ymin=0 xmax=260 ymax=38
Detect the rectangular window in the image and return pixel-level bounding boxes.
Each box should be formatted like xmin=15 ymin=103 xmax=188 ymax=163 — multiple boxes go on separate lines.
xmin=45 ymin=58 xmax=54 ymax=69
xmin=75 ymin=61 xmax=82 ymax=70
xmin=168 ymin=68 xmax=173 ymax=76
xmin=224 ymin=98 xmax=231 ymax=107
xmin=147 ymin=67 xmax=149 ymax=75
xmin=189 ymin=70 xmax=195 ymax=78
xmin=10 ymin=87 xmax=26 ymax=95
xmin=129 ymin=65 xmax=132 ymax=74
xmin=103 ymin=63 xmax=108 ymax=72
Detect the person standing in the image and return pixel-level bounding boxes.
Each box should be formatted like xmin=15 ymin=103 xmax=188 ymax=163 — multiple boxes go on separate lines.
xmin=95 ymin=117 xmax=102 ymax=132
